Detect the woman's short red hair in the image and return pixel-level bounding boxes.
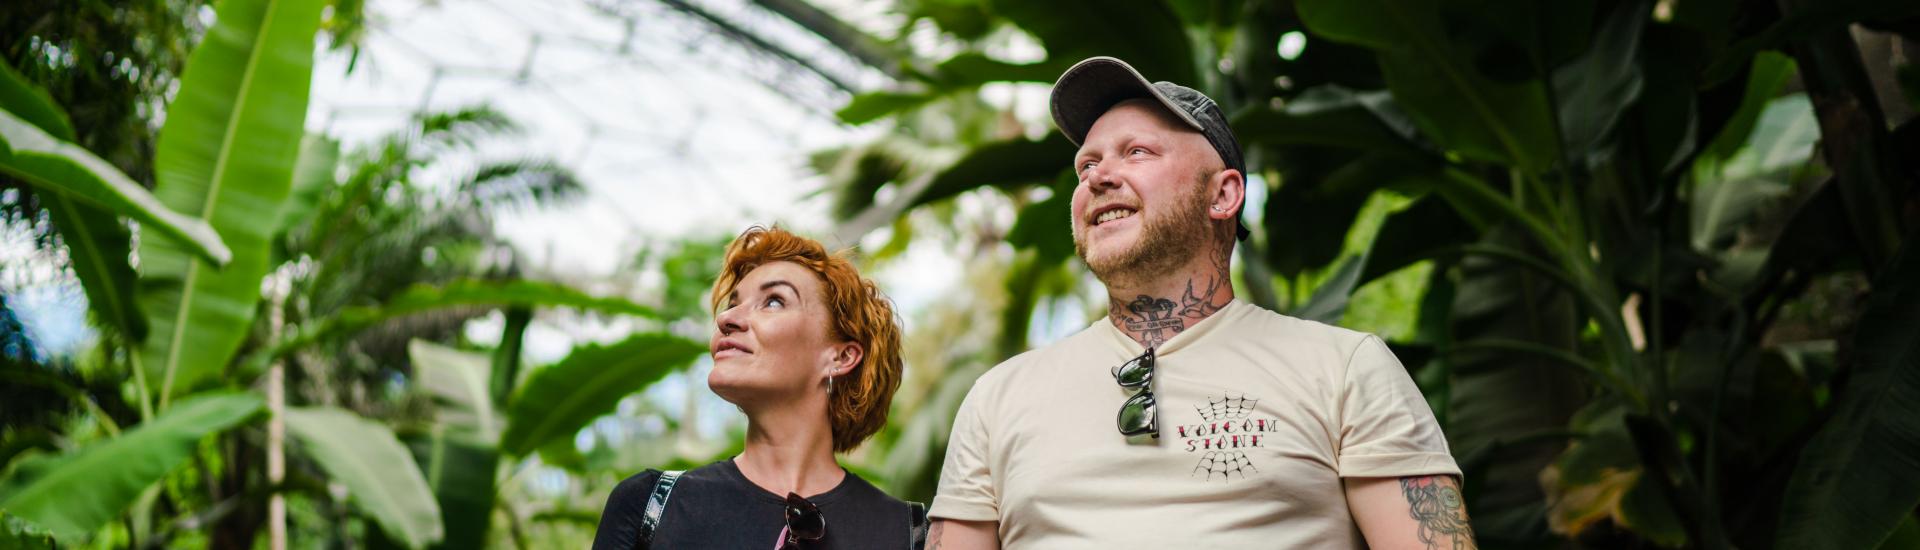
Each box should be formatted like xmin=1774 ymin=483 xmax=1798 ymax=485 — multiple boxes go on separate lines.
xmin=709 ymin=226 xmax=903 ymax=453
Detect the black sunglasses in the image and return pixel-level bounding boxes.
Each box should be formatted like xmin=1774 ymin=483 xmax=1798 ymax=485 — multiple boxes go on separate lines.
xmin=779 ymin=492 xmax=826 ymax=550
xmin=1112 ymin=347 xmax=1158 ymax=438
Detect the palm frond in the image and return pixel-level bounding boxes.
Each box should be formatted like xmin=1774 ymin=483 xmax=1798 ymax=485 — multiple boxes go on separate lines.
xmin=459 ymin=160 xmax=585 ymax=211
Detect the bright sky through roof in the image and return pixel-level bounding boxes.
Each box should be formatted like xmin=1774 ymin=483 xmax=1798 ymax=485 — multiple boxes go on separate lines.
xmin=309 ymin=0 xmax=891 ymax=277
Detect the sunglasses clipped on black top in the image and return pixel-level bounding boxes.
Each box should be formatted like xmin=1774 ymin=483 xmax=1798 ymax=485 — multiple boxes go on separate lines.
xmin=1112 ymin=346 xmax=1158 ymax=438
xmin=777 ymin=492 xmax=825 ymax=550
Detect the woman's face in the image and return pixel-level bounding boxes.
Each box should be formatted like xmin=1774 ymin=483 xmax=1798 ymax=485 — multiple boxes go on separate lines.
xmin=708 ymin=261 xmax=851 ymax=407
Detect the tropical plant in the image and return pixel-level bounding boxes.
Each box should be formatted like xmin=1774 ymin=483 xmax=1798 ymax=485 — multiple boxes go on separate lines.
xmin=0 ymin=1 xmax=700 ymax=547
xmin=0 ymin=0 xmax=214 ymax=295
xmin=0 ymin=0 xmax=329 ymax=545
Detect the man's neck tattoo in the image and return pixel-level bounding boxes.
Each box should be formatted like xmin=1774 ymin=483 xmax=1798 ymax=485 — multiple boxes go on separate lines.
xmin=1118 ymin=295 xmax=1183 ymax=345
xmin=1109 ymin=247 xmax=1233 ymax=348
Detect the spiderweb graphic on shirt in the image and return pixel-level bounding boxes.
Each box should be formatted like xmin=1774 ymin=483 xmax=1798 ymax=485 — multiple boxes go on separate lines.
xmin=1195 ymin=393 xmax=1258 ymax=423
xmin=1192 ymin=450 xmax=1259 ymax=481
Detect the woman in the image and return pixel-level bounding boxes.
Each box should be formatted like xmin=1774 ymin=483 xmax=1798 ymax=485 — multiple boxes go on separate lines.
xmin=593 ymin=226 xmax=924 ymax=550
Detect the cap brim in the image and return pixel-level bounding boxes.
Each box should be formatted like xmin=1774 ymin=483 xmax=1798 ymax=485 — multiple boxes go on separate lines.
xmin=1050 ymin=57 xmax=1203 ymax=146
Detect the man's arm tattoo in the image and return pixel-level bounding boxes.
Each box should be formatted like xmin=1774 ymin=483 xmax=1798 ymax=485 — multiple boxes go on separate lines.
xmin=1401 ymin=476 xmax=1477 ymax=550
xmin=927 ymin=520 xmax=944 ymax=550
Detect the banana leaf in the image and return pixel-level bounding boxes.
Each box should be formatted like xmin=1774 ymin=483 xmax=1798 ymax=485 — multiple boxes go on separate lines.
xmin=286 ymin=407 xmax=444 ymax=549
xmin=0 ymin=393 xmax=263 ymax=542
xmin=500 ymin=333 xmax=707 ymax=457
xmin=1296 ymin=0 xmax=1560 ymax=172
xmin=137 ymin=0 xmax=326 ymax=403
xmin=0 ymin=109 xmax=230 ymax=268
xmin=1775 ymin=236 xmax=1920 ymax=549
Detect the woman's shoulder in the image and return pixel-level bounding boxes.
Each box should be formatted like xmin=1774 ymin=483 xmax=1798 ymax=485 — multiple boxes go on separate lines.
xmin=835 ymin=470 xmax=918 ymax=509
xmin=593 ymin=469 xmax=669 ymax=550
xmin=832 ymin=471 xmax=928 ymax=547
xmin=607 ymin=460 xmax=727 ymax=502
xmin=604 ymin=469 xmax=667 ymax=514
xmin=611 ymin=459 xmax=740 ymax=493
xmin=614 ymin=468 xmax=665 ymax=490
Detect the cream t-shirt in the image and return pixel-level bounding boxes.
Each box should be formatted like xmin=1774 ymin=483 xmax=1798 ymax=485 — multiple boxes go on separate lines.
xmin=929 ymin=300 xmax=1459 ymax=549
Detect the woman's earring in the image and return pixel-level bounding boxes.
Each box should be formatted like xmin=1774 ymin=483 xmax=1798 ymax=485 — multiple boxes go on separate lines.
xmin=827 ymin=375 xmax=834 ymax=394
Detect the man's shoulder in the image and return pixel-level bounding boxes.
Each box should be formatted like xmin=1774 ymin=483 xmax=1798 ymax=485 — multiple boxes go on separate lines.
xmin=1220 ymin=303 xmax=1387 ymax=370
xmin=1232 ymin=302 xmax=1375 ymax=346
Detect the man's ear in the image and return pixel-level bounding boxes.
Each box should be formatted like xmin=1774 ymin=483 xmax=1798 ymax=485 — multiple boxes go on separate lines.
xmin=1209 ymin=168 xmax=1246 ymax=222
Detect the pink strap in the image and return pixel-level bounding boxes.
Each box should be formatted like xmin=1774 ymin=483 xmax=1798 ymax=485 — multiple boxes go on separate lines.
xmin=773 ymin=525 xmax=791 ymax=550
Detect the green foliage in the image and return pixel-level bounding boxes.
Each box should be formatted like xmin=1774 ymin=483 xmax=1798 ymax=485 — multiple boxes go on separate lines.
xmin=914 ymin=133 xmax=1073 ymax=208
xmin=0 ymin=63 xmax=149 ymax=343
xmin=500 ymin=333 xmax=708 ymax=457
xmin=651 ymin=235 xmax=735 ymax=321
xmin=278 ymin=134 xmax=341 ymax=244
xmin=338 ymin=279 xmax=660 ymax=328
xmin=0 ymin=0 xmax=655 ymax=546
xmin=137 ymin=0 xmax=327 ymax=403
xmin=1005 ymin=172 xmax=1077 ymax=265
xmin=1231 ymin=85 xmax=1428 ymax=158
xmin=405 ymin=341 xmax=502 ymax=549
xmin=1296 ymin=0 xmax=1561 ymax=171
xmin=277 ymin=106 xmax=579 ymax=341
xmin=0 ymin=392 xmax=262 ymax=542
xmin=286 ymin=406 xmax=444 ymax=549
xmin=0 ymin=511 xmax=55 ymax=550
xmin=899 ymin=0 xmax=994 ymax=41
xmin=838 ymin=91 xmax=943 ymax=125
xmin=406 ymin=432 xmax=498 ymax=550
xmin=986 ymin=0 xmax=1194 ymax=82
xmin=0 ymin=63 xmax=74 ymax=141
xmin=491 ymin=306 xmax=534 ymax=409
xmin=0 ymin=83 xmax=230 ymax=267
xmin=1549 ymin=1 xmax=1646 ymax=165
xmin=1 ymin=0 xmax=210 ymax=206
xmin=1290 ymin=254 xmax=1366 ymax=323
xmin=247 ymin=278 xmax=663 ymax=375
xmin=411 ymin=340 xmax=500 ymax=442
xmin=1775 ymin=239 xmax=1920 ymax=549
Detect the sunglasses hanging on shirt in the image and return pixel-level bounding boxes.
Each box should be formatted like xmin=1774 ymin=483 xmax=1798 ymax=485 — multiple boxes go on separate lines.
xmin=1112 ymin=347 xmax=1158 ymax=438
xmin=776 ymin=492 xmax=826 ymax=550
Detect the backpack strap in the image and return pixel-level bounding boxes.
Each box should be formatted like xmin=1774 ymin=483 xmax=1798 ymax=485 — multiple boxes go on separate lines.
xmin=907 ymin=501 xmax=929 ymax=550
xmin=638 ymin=470 xmax=684 ymax=549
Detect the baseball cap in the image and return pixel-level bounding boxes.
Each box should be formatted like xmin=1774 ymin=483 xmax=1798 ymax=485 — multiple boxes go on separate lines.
xmin=1049 ymin=56 xmax=1250 ymax=240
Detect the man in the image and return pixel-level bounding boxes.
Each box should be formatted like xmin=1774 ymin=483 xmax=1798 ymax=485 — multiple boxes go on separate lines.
xmin=925 ymin=56 xmax=1474 ymax=549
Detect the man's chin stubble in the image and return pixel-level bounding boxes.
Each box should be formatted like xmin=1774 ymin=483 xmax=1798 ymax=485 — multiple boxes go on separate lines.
xmin=1077 ymin=233 xmax=1189 ymax=288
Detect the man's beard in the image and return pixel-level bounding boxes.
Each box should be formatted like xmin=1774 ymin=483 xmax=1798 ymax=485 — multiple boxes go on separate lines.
xmin=1073 ymin=172 xmax=1216 ymax=287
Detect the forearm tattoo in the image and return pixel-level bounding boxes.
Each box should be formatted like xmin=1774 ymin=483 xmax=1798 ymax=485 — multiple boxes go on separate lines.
xmin=1401 ymin=476 xmax=1477 ymax=550
xmin=927 ymin=521 xmax=944 ymax=550
xmin=1109 ymin=247 xmax=1232 ymax=348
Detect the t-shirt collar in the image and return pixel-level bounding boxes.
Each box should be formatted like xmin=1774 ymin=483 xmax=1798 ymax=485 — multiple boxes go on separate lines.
xmin=721 ymin=456 xmax=858 ymax=505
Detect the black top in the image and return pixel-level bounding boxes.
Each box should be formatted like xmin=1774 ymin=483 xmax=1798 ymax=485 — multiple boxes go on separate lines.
xmin=593 ymin=458 xmax=919 ymax=550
